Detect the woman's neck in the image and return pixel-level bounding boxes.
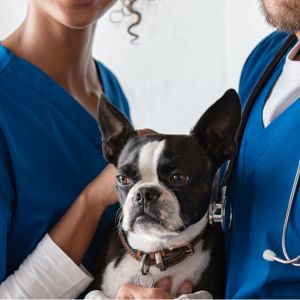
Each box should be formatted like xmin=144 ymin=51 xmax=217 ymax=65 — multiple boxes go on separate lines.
xmin=2 ymin=1 xmax=100 ymax=98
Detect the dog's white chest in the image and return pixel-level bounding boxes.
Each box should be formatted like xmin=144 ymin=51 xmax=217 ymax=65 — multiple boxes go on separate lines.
xmin=100 ymin=242 xmax=210 ymax=298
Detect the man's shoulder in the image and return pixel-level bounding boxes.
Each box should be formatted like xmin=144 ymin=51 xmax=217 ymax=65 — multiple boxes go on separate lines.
xmin=239 ymin=31 xmax=293 ymax=106
xmin=248 ymin=31 xmax=290 ymax=56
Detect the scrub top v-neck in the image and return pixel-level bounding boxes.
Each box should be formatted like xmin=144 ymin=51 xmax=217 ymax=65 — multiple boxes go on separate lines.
xmin=225 ymin=32 xmax=300 ymax=298
xmin=0 ymin=44 xmax=131 ymax=281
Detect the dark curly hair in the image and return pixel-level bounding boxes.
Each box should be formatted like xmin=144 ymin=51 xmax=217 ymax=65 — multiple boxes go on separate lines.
xmin=125 ymin=0 xmax=142 ymax=42
xmin=111 ymin=0 xmax=152 ymax=42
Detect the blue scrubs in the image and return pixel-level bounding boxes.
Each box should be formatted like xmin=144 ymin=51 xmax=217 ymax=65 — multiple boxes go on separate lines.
xmin=225 ymin=31 xmax=300 ymax=298
xmin=0 ymin=45 xmax=130 ymax=282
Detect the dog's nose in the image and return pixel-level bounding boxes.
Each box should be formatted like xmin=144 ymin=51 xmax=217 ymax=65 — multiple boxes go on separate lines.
xmin=135 ymin=187 xmax=161 ymax=203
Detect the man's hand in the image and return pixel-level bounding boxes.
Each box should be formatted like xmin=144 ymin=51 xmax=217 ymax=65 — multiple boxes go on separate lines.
xmin=116 ymin=277 xmax=193 ymax=299
xmin=116 ymin=283 xmax=171 ymax=299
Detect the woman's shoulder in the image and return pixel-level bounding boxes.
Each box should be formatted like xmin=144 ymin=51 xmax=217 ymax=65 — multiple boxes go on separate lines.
xmin=95 ymin=61 xmax=131 ymax=121
xmin=96 ymin=61 xmax=124 ymax=95
xmin=0 ymin=44 xmax=14 ymax=74
xmin=0 ymin=45 xmax=23 ymax=103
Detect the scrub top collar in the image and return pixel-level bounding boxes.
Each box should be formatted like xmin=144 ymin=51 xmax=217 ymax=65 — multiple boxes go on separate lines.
xmin=0 ymin=43 xmax=107 ymax=149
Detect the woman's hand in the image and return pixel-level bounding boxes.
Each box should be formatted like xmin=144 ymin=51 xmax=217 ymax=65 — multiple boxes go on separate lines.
xmin=116 ymin=277 xmax=193 ymax=299
xmin=83 ymin=128 xmax=158 ymax=213
xmin=49 ymin=164 xmax=119 ymax=265
xmin=81 ymin=164 xmax=118 ymax=214
xmin=50 ymin=128 xmax=159 ymax=266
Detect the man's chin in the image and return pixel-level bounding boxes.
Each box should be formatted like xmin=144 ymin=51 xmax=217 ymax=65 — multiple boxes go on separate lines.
xmin=259 ymin=0 xmax=300 ymax=32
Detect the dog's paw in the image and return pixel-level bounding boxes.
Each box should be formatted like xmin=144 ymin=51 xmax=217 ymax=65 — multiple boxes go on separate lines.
xmin=84 ymin=290 xmax=107 ymax=300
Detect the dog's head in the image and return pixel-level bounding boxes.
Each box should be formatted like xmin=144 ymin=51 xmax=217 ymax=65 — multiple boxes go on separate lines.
xmin=98 ymin=90 xmax=241 ymax=238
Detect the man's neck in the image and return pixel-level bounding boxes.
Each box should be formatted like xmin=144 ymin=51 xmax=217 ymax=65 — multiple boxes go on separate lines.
xmin=292 ymin=31 xmax=300 ymax=61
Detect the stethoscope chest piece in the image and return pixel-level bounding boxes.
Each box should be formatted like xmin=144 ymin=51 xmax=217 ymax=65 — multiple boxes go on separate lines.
xmin=209 ymin=186 xmax=232 ymax=232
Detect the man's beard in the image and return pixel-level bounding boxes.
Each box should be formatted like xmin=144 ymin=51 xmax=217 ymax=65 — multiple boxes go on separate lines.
xmin=260 ymin=0 xmax=300 ymax=32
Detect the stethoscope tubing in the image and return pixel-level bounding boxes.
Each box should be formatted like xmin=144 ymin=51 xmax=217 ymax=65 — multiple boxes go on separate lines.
xmin=281 ymin=161 xmax=300 ymax=266
xmin=218 ymin=34 xmax=300 ymax=266
xmin=263 ymin=161 xmax=300 ymax=266
xmin=221 ymin=34 xmax=297 ymax=190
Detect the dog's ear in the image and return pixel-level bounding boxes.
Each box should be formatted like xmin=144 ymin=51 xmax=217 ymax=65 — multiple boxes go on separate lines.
xmin=191 ymin=89 xmax=241 ymax=164
xmin=98 ymin=94 xmax=136 ymax=165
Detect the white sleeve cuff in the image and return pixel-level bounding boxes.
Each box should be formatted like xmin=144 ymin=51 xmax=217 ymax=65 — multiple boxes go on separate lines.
xmin=0 ymin=234 xmax=94 ymax=299
xmin=176 ymin=290 xmax=213 ymax=299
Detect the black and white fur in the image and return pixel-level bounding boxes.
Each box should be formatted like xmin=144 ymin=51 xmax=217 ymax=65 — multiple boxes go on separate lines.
xmin=90 ymin=90 xmax=241 ymax=298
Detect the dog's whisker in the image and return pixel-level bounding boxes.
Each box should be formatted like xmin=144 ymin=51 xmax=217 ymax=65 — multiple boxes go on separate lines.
xmin=179 ymin=211 xmax=187 ymax=230
xmin=115 ymin=207 xmax=122 ymax=223
xmin=115 ymin=207 xmax=124 ymax=229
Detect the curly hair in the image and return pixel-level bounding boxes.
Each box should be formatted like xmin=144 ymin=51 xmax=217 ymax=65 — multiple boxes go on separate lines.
xmin=125 ymin=0 xmax=142 ymax=42
xmin=111 ymin=0 xmax=150 ymax=42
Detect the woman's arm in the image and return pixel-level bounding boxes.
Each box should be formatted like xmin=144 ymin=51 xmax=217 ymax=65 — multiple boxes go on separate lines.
xmin=49 ymin=164 xmax=117 ymax=265
xmin=0 ymin=164 xmax=117 ymax=299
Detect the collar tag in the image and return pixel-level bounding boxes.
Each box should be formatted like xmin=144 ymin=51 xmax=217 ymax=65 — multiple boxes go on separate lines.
xmin=136 ymin=254 xmax=154 ymax=288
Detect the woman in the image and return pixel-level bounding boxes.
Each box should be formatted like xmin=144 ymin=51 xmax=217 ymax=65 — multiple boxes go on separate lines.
xmin=0 ymin=0 xmax=192 ymax=298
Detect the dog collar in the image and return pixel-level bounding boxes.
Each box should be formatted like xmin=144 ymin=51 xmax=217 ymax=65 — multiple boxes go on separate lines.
xmin=118 ymin=225 xmax=208 ymax=273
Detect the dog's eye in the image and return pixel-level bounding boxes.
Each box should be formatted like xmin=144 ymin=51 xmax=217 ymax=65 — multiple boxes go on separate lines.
xmin=117 ymin=175 xmax=131 ymax=186
xmin=170 ymin=174 xmax=190 ymax=186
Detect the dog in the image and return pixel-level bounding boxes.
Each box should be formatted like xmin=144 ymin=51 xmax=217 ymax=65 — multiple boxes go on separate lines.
xmin=88 ymin=89 xmax=241 ymax=299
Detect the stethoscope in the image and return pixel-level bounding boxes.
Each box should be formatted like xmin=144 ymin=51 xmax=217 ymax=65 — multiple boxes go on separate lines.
xmin=263 ymin=160 xmax=300 ymax=266
xmin=208 ymin=33 xmax=300 ymax=266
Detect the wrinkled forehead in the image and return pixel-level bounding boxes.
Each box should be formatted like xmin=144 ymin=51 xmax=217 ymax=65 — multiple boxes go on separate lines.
xmin=117 ymin=137 xmax=166 ymax=179
xmin=117 ymin=135 xmax=206 ymax=178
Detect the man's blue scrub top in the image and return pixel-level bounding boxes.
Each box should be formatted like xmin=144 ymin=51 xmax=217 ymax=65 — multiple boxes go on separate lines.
xmin=225 ymin=31 xmax=300 ymax=298
xmin=0 ymin=45 xmax=131 ymax=282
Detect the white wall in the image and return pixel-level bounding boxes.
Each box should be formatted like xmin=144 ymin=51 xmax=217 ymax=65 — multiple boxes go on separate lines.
xmin=0 ymin=0 xmax=272 ymax=133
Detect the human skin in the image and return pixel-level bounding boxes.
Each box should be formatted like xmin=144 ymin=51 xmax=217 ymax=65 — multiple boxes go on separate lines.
xmin=260 ymin=0 xmax=300 ymax=59
xmin=2 ymin=1 xmax=192 ymax=298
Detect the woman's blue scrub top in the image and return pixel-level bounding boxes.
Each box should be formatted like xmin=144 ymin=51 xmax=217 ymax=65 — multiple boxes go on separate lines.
xmin=225 ymin=31 xmax=300 ymax=298
xmin=0 ymin=45 xmax=130 ymax=282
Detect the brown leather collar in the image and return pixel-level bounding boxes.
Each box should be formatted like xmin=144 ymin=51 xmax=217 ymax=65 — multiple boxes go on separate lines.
xmin=118 ymin=225 xmax=208 ymax=272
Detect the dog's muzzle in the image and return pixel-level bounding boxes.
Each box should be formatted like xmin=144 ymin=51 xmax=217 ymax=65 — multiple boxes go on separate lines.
xmin=134 ymin=187 xmax=161 ymax=206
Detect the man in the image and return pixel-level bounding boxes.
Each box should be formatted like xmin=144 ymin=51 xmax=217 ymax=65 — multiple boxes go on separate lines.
xmin=225 ymin=0 xmax=300 ymax=298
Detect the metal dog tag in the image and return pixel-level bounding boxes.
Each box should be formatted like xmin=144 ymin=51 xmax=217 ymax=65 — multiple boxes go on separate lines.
xmin=135 ymin=254 xmax=154 ymax=288
xmin=136 ymin=272 xmax=154 ymax=288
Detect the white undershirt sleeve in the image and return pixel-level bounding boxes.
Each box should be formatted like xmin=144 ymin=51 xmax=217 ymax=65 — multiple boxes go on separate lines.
xmin=0 ymin=234 xmax=93 ymax=299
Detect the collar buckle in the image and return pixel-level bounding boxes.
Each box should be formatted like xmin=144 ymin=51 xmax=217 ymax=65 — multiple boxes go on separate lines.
xmin=185 ymin=244 xmax=195 ymax=256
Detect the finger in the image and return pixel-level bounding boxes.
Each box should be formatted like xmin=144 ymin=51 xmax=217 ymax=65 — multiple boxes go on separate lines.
xmin=120 ymin=284 xmax=170 ymax=300
xmin=116 ymin=283 xmax=136 ymax=299
xmin=137 ymin=128 xmax=158 ymax=136
xmin=155 ymin=277 xmax=172 ymax=293
xmin=117 ymin=283 xmax=153 ymax=299
xmin=176 ymin=280 xmax=193 ymax=297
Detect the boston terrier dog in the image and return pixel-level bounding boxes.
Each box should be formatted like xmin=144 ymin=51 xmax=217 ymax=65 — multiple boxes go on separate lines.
xmin=89 ymin=90 xmax=241 ymax=299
